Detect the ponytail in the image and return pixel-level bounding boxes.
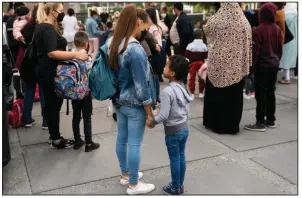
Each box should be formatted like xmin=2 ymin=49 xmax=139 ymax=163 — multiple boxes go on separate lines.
xmin=37 ymin=3 xmax=47 ymax=24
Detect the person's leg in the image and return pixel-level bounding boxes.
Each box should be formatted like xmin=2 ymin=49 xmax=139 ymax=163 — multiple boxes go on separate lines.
xmin=189 ymin=63 xmax=196 ymax=94
xmin=71 ymin=100 xmax=83 ymax=143
xmin=154 ymin=75 xmax=160 ymax=103
xmin=126 ymin=107 xmax=146 ymax=185
xmin=294 ymin=56 xmax=298 ymax=77
xmin=285 ymin=69 xmax=290 ymax=81
xmin=39 ymin=86 xmax=47 ymax=128
xmin=88 ymin=39 xmax=94 ymax=56
xmin=165 ymin=134 xmax=181 ymax=191
xmin=116 ymin=107 xmax=129 ymax=176
xmin=199 ymin=77 xmax=205 ymax=94
xmin=255 ymin=69 xmax=267 ymax=125
xmin=13 ymin=75 xmax=23 ymax=99
xmin=82 ymin=94 xmax=93 ymax=143
xmin=179 ymin=128 xmax=189 ymax=188
xmin=266 ymin=70 xmax=278 ymax=124
xmin=23 ymin=83 xmax=35 ymax=126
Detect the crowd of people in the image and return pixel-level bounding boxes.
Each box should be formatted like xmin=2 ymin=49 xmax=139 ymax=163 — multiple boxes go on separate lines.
xmin=2 ymin=2 xmax=298 ymax=195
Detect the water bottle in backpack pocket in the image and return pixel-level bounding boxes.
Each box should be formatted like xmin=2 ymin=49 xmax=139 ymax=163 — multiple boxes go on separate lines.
xmin=54 ymin=59 xmax=90 ymax=100
xmin=89 ymin=43 xmax=118 ymax=101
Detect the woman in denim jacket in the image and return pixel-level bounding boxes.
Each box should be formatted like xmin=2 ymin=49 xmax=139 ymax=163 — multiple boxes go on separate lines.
xmin=108 ymin=5 xmax=156 ymax=195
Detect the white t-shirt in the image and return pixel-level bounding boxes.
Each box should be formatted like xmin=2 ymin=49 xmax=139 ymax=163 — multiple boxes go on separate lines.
xmin=169 ymin=17 xmax=180 ymax=45
xmin=62 ymin=15 xmax=79 ymax=42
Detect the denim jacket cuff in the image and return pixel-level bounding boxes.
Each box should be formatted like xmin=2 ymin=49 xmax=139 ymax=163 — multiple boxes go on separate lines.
xmin=142 ymin=98 xmax=152 ymax=105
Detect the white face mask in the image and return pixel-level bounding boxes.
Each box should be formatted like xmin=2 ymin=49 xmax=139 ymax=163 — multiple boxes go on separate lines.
xmin=161 ymin=13 xmax=166 ymax=18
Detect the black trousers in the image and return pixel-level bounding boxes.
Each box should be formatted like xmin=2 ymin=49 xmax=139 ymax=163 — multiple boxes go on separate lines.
xmin=40 ymin=81 xmax=63 ymax=140
xmin=255 ymin=67 xmax=278 ymax=124
xmin=72 ymin=93 xmax=93 ymax=143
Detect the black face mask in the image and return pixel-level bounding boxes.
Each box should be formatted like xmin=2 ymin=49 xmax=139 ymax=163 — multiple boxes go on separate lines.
xmin=56 ymin=12 xmax=65 ymax=22
xmin=138 ymin=30 xmax=148 ymax=42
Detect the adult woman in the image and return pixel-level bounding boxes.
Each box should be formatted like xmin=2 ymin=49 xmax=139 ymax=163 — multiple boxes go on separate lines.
xmin=274 ymin=3 xmax=286 ymax=45
xmin=279 ymin=3 xmax=298 ymax=84
xmin=20 ymin=5 xmax=47 ymax=129
xmin=85 ymin=8 xmax=104 ymax=59
xmin=62 ymin=8 xmax=79 ymax=51
xmin=35 ymin=3 xmax=88 ymax=148
xmin=109 ymin=5 xmax=156 ymax=195
xmin=203 ymin=3 xmax=252 ymax=134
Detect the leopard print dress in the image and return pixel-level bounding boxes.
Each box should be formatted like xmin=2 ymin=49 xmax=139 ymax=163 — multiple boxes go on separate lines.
xmin=203 ymin=3 xmax=252 ymax=88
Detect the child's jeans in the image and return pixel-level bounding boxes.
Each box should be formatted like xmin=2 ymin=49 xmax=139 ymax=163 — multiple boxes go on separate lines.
xmin=165 ymin=128 xmax=189 ymax=190
xmin=254 ymin=67 xmax=278 ymax=124
xmin=244 ymin=74 xmax=255 ymax=94
xmin=71 ymin=93 xmax=93 ymax=143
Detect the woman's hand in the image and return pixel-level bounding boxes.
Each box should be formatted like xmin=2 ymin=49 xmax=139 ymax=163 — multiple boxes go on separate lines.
xmin=146 ymin=116 xmax=155 ymax=129
xmin=74 ymin=52 xmax=89 ymax=61
xmin=155 ymin=44 xmax=161 ymax=52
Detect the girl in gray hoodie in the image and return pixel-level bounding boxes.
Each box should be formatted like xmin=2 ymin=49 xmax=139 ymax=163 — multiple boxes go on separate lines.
xmin=147 ymin=55 xmax=193 ymax=195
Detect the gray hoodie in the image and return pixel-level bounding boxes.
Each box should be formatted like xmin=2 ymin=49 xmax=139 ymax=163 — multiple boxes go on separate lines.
xmin=152 ymin=81 xmax=194 ymax=135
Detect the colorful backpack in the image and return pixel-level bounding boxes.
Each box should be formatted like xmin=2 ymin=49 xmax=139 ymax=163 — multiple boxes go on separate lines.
xmin=7 ymin=99 xmax=24 ymax=128
xmin=89 ymin=43 xmax=118 ymax=101
xmin=54 ymin=59 xmax=89 ymax=100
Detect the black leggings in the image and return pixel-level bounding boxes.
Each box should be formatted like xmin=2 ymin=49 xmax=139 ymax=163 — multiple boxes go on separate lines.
xmin=40 ymin=81 xmax=63 ymax=140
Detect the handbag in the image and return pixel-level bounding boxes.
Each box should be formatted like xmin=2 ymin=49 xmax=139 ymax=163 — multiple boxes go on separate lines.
xmin=284 ymin=22 xmax=294 ymax=44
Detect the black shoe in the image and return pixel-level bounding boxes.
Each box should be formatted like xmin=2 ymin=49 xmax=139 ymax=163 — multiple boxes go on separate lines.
xmin=51 ymin=137 xmax=74 ymax=149
xmin=112 ymin=113 xmax=117 ymax=122
xmin=16 ymin=93 xmax=24 ymax=100
xmin=265 ymin=121 xmax=277 ymax=128
xmin=85 ymin=142 xmax=100 ymax=152
xmin=162 ymin=184 xmax=182 ymax=195
xmin=74 ymin=139 xmax=85 ymax=150
xmin=244 ymin=123 xmax=266 ymax=132
xmin=24 ymin=118 xmax=36 ymax=128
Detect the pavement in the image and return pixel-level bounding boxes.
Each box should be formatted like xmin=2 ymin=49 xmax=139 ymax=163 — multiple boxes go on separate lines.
xmin=3 ymin=72 xmax=298 ymax=195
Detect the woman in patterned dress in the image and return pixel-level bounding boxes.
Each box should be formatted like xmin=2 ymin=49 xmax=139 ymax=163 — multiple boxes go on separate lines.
xmin=203 ymin=3 xmax=252 ymax=134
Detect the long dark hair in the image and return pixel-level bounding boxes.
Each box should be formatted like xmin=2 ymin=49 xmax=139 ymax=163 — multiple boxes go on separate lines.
xmin=109 ymin=5 xmax=138 ymax=70
xmin=146 ymin=7 xmax=162 ymax=34
xmin=28 ymin=5 xmax=38 ymax=27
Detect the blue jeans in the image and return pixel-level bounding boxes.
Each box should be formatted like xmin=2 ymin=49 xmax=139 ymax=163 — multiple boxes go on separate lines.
xmin=165 ymin=128 xmax=189 ymax=190
xmin=23 ymin=83 xmax=46 ymax=125
xmin=116 ymin=106 xmax=146 ymax=185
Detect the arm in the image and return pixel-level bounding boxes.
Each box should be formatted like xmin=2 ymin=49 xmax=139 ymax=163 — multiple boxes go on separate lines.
xmin=13 ymin=20 xmax=26 ymax=40
xmin=152 ymin=89 xmax=171 ymax=125
xmin=275 ymin=11 xmax=285 ymax=45
xmin=74 ymin=18 xmax=79 ymax=31
xmin=176 ymin=17 xmax=193 ymax=47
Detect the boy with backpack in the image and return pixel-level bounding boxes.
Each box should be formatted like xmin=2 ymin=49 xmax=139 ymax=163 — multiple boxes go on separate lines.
xmin=71 ymin=31 xmax=99 ymax=152
xmin=147 ymin=55 xmax=193 ymax=195
xmin=244 ymin=3 xmax=283 ymax=132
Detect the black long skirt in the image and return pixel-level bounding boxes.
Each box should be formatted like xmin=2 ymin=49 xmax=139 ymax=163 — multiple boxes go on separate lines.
xmin=203 ymin=77 xmax=244 ymax=134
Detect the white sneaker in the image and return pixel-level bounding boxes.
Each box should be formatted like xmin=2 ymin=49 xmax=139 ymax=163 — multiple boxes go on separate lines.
xmin=192 ymin=94 xmax=195 ymax=100
xmin=243 ymin=93 xmax=251 ymax=100
xmin=120 ymin=172 xmax=143 ymax=185
xmin=199 ymin=93 xmax=204 ymax=98
xmin=126 ymin=181 xmax=155 ymax=195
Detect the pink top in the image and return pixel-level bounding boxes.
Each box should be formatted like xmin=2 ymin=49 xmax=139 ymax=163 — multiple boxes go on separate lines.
xmin=13 ymin=19 xmax=28 ymax=40
xmin=149 ymin=24 xmax=162 ymax=47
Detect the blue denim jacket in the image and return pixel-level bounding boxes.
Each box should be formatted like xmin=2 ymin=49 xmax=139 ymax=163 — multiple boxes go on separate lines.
xmin=85 ymin=17 xmax=103 ymax=38
xmin=114 ymin=37 xmax=156 ymax=107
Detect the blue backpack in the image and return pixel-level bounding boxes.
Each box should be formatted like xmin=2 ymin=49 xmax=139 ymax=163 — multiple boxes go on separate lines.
xmin=89 ymin=43 xmax=118 ymax=101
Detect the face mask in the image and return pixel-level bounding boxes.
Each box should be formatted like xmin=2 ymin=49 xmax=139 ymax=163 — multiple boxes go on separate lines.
xmin=161 ymin=13 xmax=167 ymax=18
xmin=56 ymin=12 xmax=65 ymax=22
xmin=138 ymin=30 xmax=147 ymax=42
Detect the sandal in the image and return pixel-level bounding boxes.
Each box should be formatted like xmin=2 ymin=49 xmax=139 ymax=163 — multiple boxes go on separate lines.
xmin=278 ymin=79 xmax=291 ymax=84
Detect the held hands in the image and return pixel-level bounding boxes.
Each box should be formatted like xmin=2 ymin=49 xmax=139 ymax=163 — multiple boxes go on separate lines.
xmin=146 ymin=115 xmax=155 ymax=129
xmin=75 ymin=52 xmax=89 ymax=61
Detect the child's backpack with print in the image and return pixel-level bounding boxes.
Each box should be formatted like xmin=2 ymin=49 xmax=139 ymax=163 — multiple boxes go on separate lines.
xmin=54 ymin=59 xmax=89 ymax=100
xmin=7 ymin=99 xmax=24 ymax=128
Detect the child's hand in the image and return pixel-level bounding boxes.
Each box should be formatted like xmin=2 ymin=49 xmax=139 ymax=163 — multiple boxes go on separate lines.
xmin=17 ymin=36 xmax=25 ymax=42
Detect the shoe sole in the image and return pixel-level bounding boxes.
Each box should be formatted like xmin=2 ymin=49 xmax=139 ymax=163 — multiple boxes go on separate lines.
xmin=244 ymin=127 xmax=266 ymax=132
xmin=42 ymin=127 xmax=48 ymax=130
xmin=51 ymin=144 xmax=74 ymax=149
xmin=120 ymin=173 xmax=144 ymax=185
xmin=266 ymin=125 xmax=277 ymax=129
xmin=127 ymin=186 xmax=155 ymax=195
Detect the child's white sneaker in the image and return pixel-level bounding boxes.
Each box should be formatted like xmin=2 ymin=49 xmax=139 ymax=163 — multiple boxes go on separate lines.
xmin=120 ymin=172 xmax=143 ymax=185
xmin=191 ymin=94 xmax=195 ymax=100
xmin=199 ymin=93 xmax=204 ymax=98
xmin=243 ymin=93 xmax=251 ymax=100
xmin=126 ymin=181 xmax=155 ymax=195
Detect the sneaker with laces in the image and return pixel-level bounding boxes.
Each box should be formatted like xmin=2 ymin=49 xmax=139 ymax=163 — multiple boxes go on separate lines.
xmin=85 ymin=142 xmax=100 ymax=152
xmin=74 ymin=139 xmax=85 ymax=150
xmin=163 ymin=184 xmax=181 ymax=195
xmin=51 ymin=137 xmax=74 ymax=149
xmin=120 ymin=172 xmax=144 ymax=185
xmin=265 ymin=121 xmax=277 ymax=128
xmin=164 ymin=183 xmax=184 ymax=194
xmin=126 ymin=181 xmax=155 ymax=195
xmin=244 ymin=123 xmax=266 ymax=132
xmin=24 ymin=119 xmax=36 ymax=128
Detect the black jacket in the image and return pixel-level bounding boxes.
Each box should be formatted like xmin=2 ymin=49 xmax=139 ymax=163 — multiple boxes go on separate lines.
xmin=176 ymin=12 xmax=194 ymax=53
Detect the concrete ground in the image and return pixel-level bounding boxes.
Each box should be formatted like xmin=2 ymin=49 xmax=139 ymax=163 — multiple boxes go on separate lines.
xmin=3 ymin=72 xmax=297 ymax=195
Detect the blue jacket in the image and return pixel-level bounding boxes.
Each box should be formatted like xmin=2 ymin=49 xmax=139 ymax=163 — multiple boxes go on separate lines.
xmin=85 ymin=17 xmax=103 ymax=38
xmin=112 ymin=37 xmax=156 ymax=107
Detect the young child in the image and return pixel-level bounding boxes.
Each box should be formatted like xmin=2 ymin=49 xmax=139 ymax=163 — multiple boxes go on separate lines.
xmin=147 ymin=55 xmax=193 ymax=195
xmin=72 ymin=31 xmax=100 ymax=152
xmin=244 ymin=3 xmax=283 ymax=132
xmin=185 ymin=30 xmax=208 ymax=99
xmin=13 ymin=6 xmax=30 ymax=43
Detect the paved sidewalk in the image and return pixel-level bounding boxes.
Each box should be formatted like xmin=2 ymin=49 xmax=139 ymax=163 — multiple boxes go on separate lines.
xmin=3 ymin=74 xmax=297 ymax=195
